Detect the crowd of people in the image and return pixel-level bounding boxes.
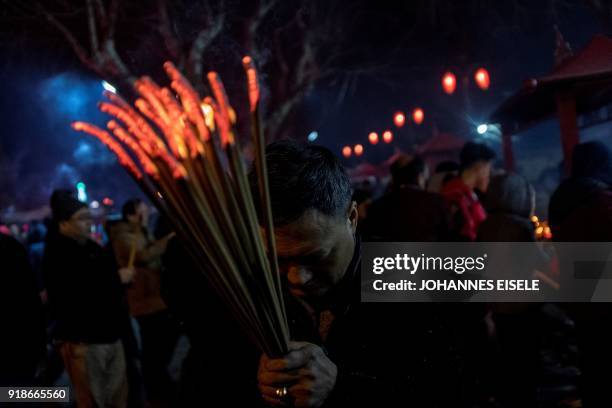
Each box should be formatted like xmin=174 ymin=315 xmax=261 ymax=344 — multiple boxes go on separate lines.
xmin=1 ymin=138 xmax=612 ymax=407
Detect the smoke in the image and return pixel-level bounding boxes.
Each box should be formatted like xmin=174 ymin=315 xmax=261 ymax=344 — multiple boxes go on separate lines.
xmin=39 ymin=72 xmax=96 ymax=118
xmin=73 ymin=140 xmax=114 ymax=166
xmin=0 ymin=68 xmax=140 ymax=212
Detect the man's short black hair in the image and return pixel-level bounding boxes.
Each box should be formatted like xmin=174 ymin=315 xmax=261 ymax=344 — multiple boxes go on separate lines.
xmin=122 ymin=199 xmax=143 ymax=220
xmin=248 ymin=140 xmax=352 ymax=226
xmin=460 ymin=142 xmax=495 ymax=171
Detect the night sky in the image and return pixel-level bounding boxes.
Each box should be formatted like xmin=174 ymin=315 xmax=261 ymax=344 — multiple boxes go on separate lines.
xmin=0 ymin=0 xmax=608 ymax=215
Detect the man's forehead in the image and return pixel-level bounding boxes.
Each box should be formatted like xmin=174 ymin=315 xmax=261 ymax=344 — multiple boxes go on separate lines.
xmin=273 ymin=210 xmax=340 ymax=256
xmin=72 ymin=207 xmax=91 ymax=218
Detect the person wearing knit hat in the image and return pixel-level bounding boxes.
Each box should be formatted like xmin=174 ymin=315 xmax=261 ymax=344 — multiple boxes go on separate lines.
xmin=43 ymin=189 xmax=135 ymax=408
xmin=49 ymin=190 xmax=89 ymax=245
xmin=50 ymin=190 xmax=87 ymax=222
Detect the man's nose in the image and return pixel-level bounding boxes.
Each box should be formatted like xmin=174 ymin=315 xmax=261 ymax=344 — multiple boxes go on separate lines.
xmin=287 ymin=266 xmax=313 ymax=287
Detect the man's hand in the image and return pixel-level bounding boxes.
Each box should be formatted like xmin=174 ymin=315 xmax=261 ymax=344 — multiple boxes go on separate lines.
xmin=258 ymin=341 xmax=337 ymax=407
xmin=118 ymin=266 xmax=135 ymax=284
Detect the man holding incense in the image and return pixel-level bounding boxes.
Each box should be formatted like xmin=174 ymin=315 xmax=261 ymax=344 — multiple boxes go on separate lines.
xmin=251 ymin=141 xmax=465 ymax=407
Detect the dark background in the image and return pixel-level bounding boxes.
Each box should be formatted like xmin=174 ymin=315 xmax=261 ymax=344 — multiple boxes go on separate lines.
xmin=0 ymin=0 xmax=610 ymax=214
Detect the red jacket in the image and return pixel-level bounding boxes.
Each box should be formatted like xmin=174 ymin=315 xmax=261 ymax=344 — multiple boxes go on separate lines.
xmin=441 ymin=177 xmax=486 ymax=241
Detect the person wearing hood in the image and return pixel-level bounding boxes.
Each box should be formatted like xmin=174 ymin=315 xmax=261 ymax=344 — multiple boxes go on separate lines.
xmin=43 ymin=189 xmax=133 ymax=408
xmin=477 ymin=173 xmax=546 ymax=407
xmin=549 ymin=141 xmax=612 ymax=408
xmin=549 ymin=141 xmax=612 ymax=241
xmin=478 ymin=173 xmax=536 ymax=242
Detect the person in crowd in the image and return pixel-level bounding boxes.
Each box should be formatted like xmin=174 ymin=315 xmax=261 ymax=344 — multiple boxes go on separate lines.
xmin=109 ymin=199 xmax=177 ymax=406
xmin=427 ymin=160 xmax=460 ymax=193
xmin=160 ymin=232 xmax=261 ymax=407
xmin=0 ymin=232 xmax=46 ymax=386
xmin=27 ymin=220 xmax=48 ymax=303
xmin=43 ymin=189 xmax=133 ymax=408
xmin=362 ymin=155 xmax=450 ymax=241
xmin=478 ymin=173 xmax=536 ymax=242
xmin=549 ymin=141 xmax=612 ymax=408
xmin=442 ymin=142 xmax=495 ymax=241
xmin=0 ymin=222 xmax=10 ymax=236
xmin=477 ymin=173 xmax=543 ymax=407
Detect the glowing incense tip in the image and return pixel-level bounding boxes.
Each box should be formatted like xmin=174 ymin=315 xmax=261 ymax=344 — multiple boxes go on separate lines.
xmin=71 ymin=121 xmax=143 ymax=179
xmin=163 ymin=61 xmax=181 ymax=81
xmin=72 ymin=121 xmax=86 ymax=131
xmin=241 ymin=56 xmax=260 ymax=112
xmin=206 ymin=72 xmax=235 ymax=146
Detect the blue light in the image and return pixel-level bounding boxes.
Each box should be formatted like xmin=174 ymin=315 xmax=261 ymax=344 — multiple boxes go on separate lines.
xmin=102 ymin=80 xmax=117 ymax=93
xmin=40 ymin=73 xmax=94 ymax=117
xmin=477 ymin=124 xmax=488 ymax=135
xmin=307 ymin=131 xmax=318 ymax=142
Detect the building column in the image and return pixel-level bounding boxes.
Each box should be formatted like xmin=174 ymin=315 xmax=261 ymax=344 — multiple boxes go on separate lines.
xmin=502 ymin=128 xmax=515 ymax=171
xmin=556 ymin=91 xmax=580 ymax=176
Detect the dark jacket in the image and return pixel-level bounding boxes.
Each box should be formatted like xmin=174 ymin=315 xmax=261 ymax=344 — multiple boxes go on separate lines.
xmin=548 ymin=173 xmax=612 ymax=407
xmin=162 ymin=237 xmax=468 ymax=407
xmin=43 ymin=233 xmax=127 ymax=344
xmin=161 ymin=237 xmax=261 ymax=406
xmin=549 ymin=177 xmax=612 ymax=242
xmin=363 ymin=186 xmax=450 ymax=242
xmin=548 ymin=176 xmax=612 ymax=323
xmin=477 ymin=212 xmax=535 ymax=242
xmin=109 ymin=221 xmax=167 ymax=316
xmin=0 ymin=234 xmax=46 ymax=385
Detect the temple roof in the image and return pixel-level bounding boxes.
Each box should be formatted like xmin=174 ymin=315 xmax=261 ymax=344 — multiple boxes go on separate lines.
xmin=491 ymin=35 xmax=612 ymax=133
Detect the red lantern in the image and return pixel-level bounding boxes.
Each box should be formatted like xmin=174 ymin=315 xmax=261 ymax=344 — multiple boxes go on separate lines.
xmin=382 ymin=130 xmax=393 ymax=144
xmin=368 ymin=132 xmax=379 ymax=145
xmin=412 ymin=108 xmax=424 ymax=125
xmin=442 ymin=71 xmax=456 ymax=95
xmin=474 ymin=67 xmax=490 ymax=90
xmin=342 ymin=146 xmax=352 ymax=158
xmin=354 ymin=144 xmax=364 ymax=156
xmin=393 ymin=111 xmax=405 ymax=128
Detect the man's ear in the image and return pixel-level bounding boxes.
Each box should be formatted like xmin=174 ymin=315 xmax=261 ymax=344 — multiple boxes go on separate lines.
xmin=348 ymin=200 xmax=358 ymax=233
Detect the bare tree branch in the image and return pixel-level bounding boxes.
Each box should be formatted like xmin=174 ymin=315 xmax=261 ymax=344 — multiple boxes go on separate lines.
xmin=157 ymin=0 xmax=181 ymax=62
xmin=106 ymin=0 xmax=119 ymax=40
xmin=266 ymin=79 xmax=313 ymax=139
xmin=93 ymin=0 xmax=107 ymax=32
xmin=103 ymin=39 xmax=133 ymax=80
xmin=36 ymin=3 xmax=100 ymax=74
xmin=188 ymin=14 xmax=225 ymax=85
xmin=85 ymin=0 xmax=100 ymax=64
xmin=249 ymin=0 xmax=279 ymax=36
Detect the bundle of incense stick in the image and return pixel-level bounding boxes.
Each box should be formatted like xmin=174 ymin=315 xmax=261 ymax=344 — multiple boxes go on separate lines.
xmin=72 ymin=57 xmax=289 ymax=357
